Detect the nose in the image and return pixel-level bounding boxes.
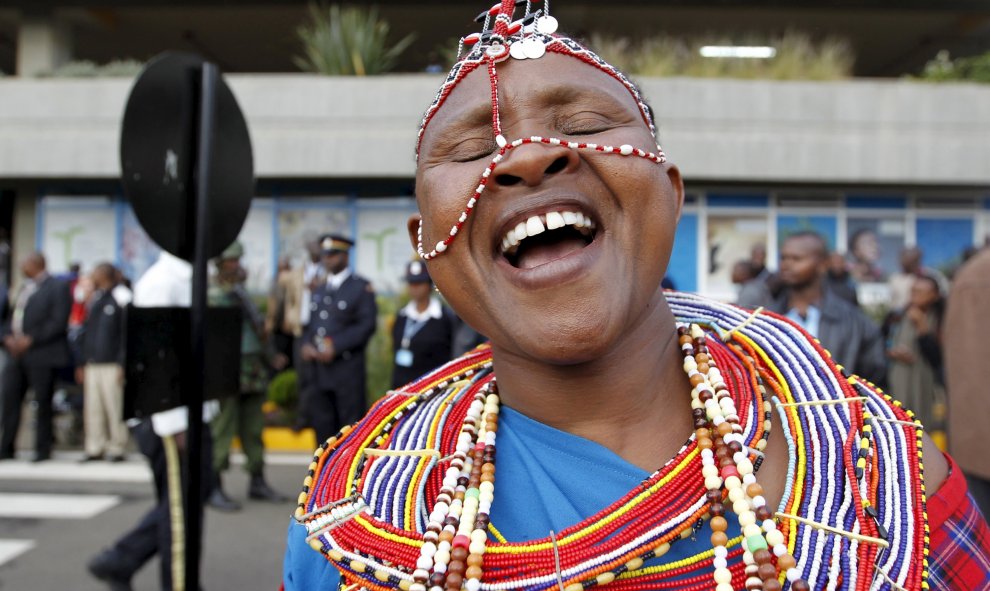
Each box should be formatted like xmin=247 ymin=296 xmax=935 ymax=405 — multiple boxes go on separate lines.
xmin=492 ymin=140 xmax=579 ymax=187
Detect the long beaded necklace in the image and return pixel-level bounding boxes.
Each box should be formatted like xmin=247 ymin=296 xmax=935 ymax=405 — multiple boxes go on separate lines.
xmin=296 ymin=293 xmax=928 ymax=590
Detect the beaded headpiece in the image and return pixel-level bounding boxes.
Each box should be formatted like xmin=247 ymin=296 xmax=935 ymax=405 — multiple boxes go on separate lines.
xmin=415 ymin=0 xmax=669 ymax=261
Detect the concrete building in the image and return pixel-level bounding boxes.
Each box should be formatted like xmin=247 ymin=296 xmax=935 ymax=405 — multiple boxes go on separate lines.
xmin=1 ymin=1 xmax=988 ymax=299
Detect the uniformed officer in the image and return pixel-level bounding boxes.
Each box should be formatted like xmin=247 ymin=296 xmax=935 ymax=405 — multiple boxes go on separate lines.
xmin=390 ymin=260 xmax=457 ymax=389
xmin=300 ymin=235 xmax=377 ymax=444
xmin=207 ymin=241 xmax=287 ymax=512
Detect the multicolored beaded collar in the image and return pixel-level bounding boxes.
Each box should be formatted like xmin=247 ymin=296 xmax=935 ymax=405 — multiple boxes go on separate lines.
xmin=295 ymin=293 xmax=929 ymax=591
xmin=414 ymin=0 xmax=667 ymax=261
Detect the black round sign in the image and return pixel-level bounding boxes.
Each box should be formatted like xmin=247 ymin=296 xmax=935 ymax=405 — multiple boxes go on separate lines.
xmin=120 ymin=51 xmax=253 ymax=262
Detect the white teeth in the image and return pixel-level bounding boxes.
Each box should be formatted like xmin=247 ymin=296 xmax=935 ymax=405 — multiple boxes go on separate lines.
xmin=526 ymin=216 xmax=545 ymax=236
xmin=513 ymin=222 xmax=526 ymax=245
xmin=499 ymin=210 xmax=597 ymax=255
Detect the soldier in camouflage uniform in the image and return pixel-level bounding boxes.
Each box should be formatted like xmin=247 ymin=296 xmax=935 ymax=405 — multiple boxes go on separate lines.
xmin=207 ymin=241 xmax=287 ymax=511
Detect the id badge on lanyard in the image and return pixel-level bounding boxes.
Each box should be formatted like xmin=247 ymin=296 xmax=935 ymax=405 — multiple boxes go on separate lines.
xmin=395 ymin=316 xmax=428 ymax=367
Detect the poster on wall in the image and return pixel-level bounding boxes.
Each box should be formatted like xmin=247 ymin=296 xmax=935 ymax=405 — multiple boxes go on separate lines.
xmin=845 ymin=217 xmax=906 ymax=283
xmin=277 ymin=201 xmax=350 ymax=270
xmin=120 ymin=205 xmax=161 ymax=284
xmin=40 ymin=197 xmax=117 ymax=274
xmin=916 ymin=218 xmax=974 ymax=277
xmin=235 ymin=200 xmax=274 ymax=295
xmin=777 ymin=215 xmax=837 ymax=251
xmin=706 ymin=215 xmax=767 ymax=300
xmin=355 ymin=199 xmax=419 ymax=295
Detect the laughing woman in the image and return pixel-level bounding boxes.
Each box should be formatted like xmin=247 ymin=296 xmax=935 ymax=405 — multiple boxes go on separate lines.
xmin=283 ymin=2 xmax=990 ymax=590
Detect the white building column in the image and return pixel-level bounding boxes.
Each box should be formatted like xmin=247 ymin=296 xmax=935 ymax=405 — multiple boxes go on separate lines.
xmin=15 ymin=13 xmax=72 ymax=77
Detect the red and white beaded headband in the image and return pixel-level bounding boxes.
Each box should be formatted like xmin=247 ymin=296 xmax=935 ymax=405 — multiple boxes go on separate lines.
xmin=416 ymin=0 xmax=668 ymax=260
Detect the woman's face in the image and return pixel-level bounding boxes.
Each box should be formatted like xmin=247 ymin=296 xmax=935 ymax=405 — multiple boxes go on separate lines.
xmin=852 ymin=231 xmax=880 ymax=264
xmin=909 ymin=277 xmax=940 ymax=309
xmin=407 ymin=281 xmax=432 ymax=303
xmin=412 ymin=52 xmax=684 ymax=365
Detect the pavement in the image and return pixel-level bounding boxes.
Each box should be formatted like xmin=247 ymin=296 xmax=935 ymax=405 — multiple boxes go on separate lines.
xmin=0 ymin=450 xmax=311 ymax=591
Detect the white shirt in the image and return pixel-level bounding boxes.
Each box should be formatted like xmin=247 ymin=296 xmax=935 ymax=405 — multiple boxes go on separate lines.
xmin=786 ymin=305 xmax=822 ymax=339
xmin=400 ymin=297 xmax=443 ymax=322
xmin=299 ymin=259 xmax=324 ymax=326
xmin=133 ymin=251 xmax=192 ymax=307
xmin=112 ymin=284 xmax=133 ymax=307
xmin=327 ymin=268 xmax=352 ymax=291
xmin=133 ymin=251 xmax=218 ymax=436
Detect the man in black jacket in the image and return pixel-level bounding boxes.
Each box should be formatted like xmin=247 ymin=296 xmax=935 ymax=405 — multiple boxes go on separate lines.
xmin=300 ymin=235 xmax=377 ymax=444
xmin=768 ymin=232 xmax=886 ymax=385
xmin=0 ymin=252 xmax=72 ymax=461
xmin=78 ymin=263 xmax=128 ymax=462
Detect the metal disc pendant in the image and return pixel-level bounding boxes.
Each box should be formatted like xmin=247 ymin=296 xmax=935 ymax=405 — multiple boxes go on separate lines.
xmin=536 ymin=15 xmax=558 ymax=34
xmin=522 ymin=36 xmax=546 ymax=59
xmin=510 ymin=41 xmax=528 ymax=60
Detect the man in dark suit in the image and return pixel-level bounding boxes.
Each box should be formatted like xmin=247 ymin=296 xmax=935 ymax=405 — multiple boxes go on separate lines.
xmin=0 ymin=252 xmax=72 ymax=461
xmin=300 ymin=235 xmax=377 ymax=444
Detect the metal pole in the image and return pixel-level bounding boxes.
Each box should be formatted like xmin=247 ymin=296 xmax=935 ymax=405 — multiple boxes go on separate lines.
xmin=186 ymin=61 xmax=218 ymax=590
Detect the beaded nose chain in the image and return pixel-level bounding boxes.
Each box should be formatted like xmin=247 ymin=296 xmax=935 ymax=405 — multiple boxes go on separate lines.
xmin=414 ymin=0 xmax=667 ymax=262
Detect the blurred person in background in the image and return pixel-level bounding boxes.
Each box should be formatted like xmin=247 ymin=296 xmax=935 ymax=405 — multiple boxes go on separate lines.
xmin=265 ymin=257 xmax=296 ymax=365
xmin=267 ymin=238 xmax=325 ymax=430
xmin=886 ymin=274 xmax=946 ymax=440
xmin=390 ymin=260 xmax=457 ymax=390
xmin=88 ymin=249 xmax=215 ymax=591
xmin=77 ymin=262 xmax=128 ymax=462
xmin=207 ymin=241 xmax=287 ymax=511
xmin=944 ymin=244 xmax=990 ymax=517
xmin=824 ymin=250 xmax=858 ymax=305
xmin=888 ymin=246 xmax=924 ymax=312
xmin=300 ymin=235 xmax=376 ymax=444
xmin=731 ymin=259 xmax=771 ymax=309
xmin=0 ymin=252 xmax=71 ymax=461
xmin=769 ymin=231 xmax=886 ymax=384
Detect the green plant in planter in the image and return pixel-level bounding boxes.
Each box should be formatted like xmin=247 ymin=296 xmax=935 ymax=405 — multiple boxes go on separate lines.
xmin=265 ymin=369 xmax=299 ymax=426
xmin=295 ymin=3 xmax=415 ymax=75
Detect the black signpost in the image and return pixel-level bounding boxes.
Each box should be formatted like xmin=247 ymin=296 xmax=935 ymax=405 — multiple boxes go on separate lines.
xmin=120 ymin=51 xmax=254 ymax=590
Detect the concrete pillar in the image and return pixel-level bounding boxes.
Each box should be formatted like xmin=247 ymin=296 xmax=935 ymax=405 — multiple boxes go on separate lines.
xmin=11 ymin=189 xmax=37 ymax=291
xmin=16 ymin=14 xmax=72 ymax=77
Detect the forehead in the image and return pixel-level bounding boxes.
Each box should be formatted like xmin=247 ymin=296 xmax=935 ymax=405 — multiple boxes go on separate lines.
xmin=419 ymin=53 xmax=645 ymax=148
xmin=782 ymin=236 xmax=823 ymax=255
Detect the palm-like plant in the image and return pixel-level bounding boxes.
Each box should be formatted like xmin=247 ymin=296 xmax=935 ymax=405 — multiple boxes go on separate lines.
xmin=295 ymin=3 xmax=416 ymax=76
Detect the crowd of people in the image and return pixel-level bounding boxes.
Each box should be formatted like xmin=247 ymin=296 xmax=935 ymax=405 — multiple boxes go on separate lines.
xmin=730 ymin=234 xmax=990 ymax=512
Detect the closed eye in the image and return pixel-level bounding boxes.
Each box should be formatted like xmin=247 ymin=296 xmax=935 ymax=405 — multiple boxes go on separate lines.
xmin=556 ymin=112 xmax=620 ymax=136
xmin=451 ymin=138 xmax=497 ymax=162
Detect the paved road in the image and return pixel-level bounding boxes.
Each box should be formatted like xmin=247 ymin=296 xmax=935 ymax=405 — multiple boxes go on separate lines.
xmin=0 ymin=450 xmax=311 ymax=591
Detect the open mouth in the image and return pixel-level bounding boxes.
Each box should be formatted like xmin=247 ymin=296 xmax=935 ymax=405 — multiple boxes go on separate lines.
xmin=499 ymin=209 xmax=597 ymax=270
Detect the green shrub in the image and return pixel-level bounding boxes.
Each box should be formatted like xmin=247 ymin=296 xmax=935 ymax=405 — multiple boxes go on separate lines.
xmin=589 ymin=31 xmax=853 ymax=80
xmin=43 ymin=59 xmax=144 ymax=78
xmin=365 ymin=293 xmax=401 ymax=405
xmin=295 ymin=3 xmax=415 ymax=75
xmin=919 ymin=50 xmax=990 ymax=83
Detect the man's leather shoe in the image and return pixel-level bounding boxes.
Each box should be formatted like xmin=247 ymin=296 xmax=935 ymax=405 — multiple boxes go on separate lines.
xmin=249 ymin=473 xmax=289 ymax=502
xmin=207 ymin=486 xmax=242 ymax=512
xmin=87 ymin=548 xmax=134 ymax=591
